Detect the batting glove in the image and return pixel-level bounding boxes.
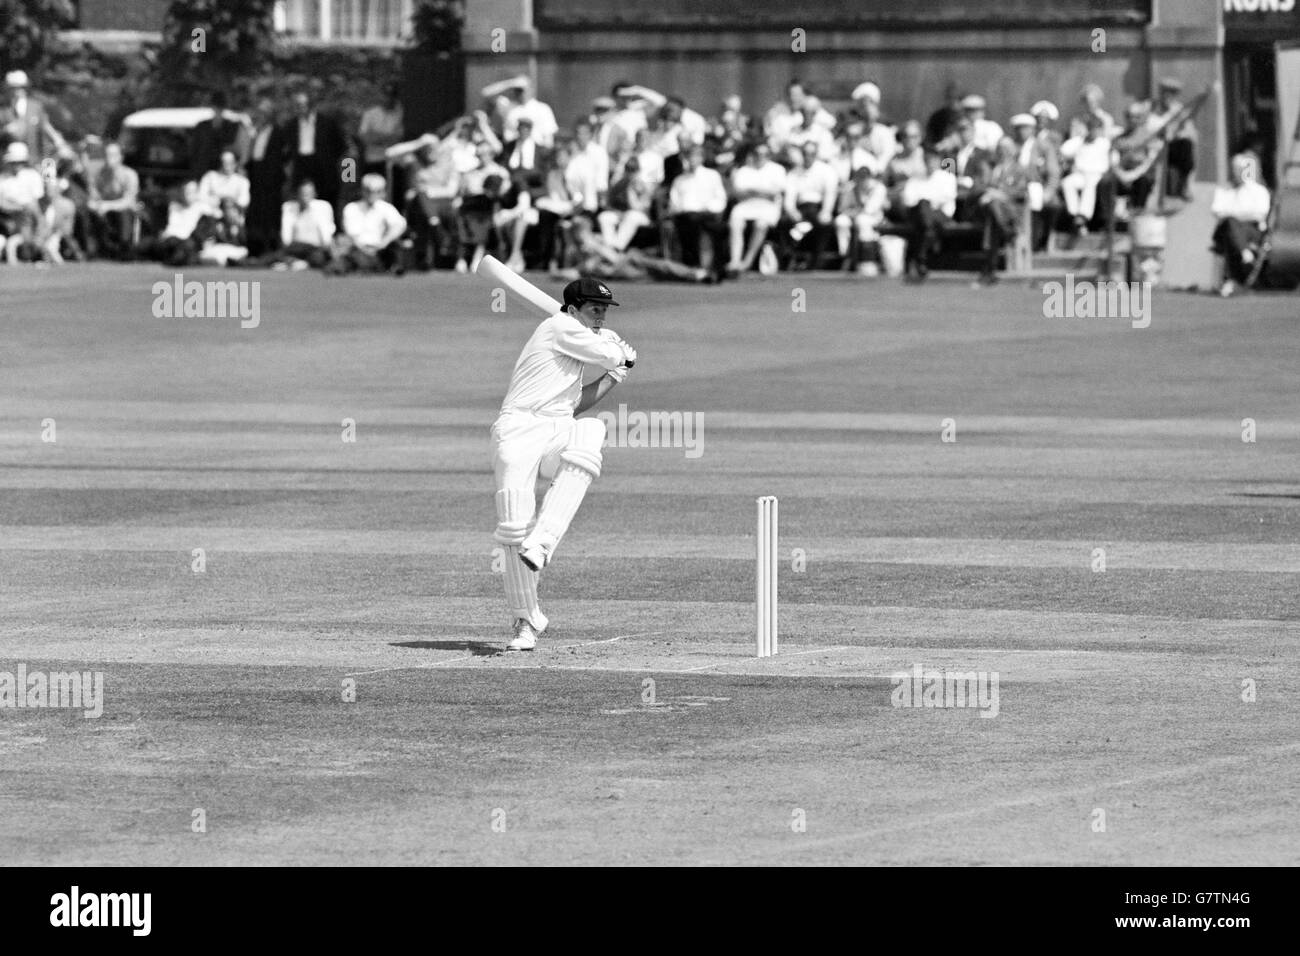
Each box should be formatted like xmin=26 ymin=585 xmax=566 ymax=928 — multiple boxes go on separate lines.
xmin=607 ymin=365 xmax=630 ymax=384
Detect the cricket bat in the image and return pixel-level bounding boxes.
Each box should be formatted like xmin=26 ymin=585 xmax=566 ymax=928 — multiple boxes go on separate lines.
xmin=474 ymin=255 xmax=563 ymax=318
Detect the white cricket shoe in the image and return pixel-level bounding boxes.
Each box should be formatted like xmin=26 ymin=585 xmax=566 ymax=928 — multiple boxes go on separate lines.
xmin=507 ymin=619 xmax=540 ymax=651
xmin=518 ymin=541 xmax=549 ymax=572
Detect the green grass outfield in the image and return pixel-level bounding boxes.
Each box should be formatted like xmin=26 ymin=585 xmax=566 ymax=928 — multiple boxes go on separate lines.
xmin=1 ymin=264 xmax=1296 ymax=865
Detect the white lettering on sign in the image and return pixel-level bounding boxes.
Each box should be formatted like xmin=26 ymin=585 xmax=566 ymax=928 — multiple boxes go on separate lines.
xmin=1225 ymin=0 xmax=1297 ymax=15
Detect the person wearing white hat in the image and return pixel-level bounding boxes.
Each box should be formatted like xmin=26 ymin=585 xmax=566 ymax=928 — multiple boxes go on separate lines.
xmin=1010 ymin=112 xmax=1060 ymax=251
xmin=1030 ymin=100 xmax=1064 ymax=152
xmin=1 ymin=69 xmax=71 ymax=162
xmin=499 ymin=75 xmax=558 ymax=149
xmin=0 ymin=140 xmax=47 ymax=263
xmin=959 ymin=93 xmax=1003 ymax=152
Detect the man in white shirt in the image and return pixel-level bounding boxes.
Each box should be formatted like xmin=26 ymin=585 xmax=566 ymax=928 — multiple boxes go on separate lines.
xmin=0 ymin=140 xmax=45 ymax=263
xmin=785 ymin=97 xmax=838 ymax=163
xmin=901 ymin=149 xmax=958 ymax=280
xmin=494 ymin=75 xmax=558 ymax=149
xmin=199 ymin=149 xmax=252 ymax=213
xmin=726 ymin=143 xmax=786 ymax=275
xmin=489 ymin=276 xmax=635 ymax=650
xmin=960 ymin=94 xmax=1004 ymax=153
xmin=277 ymin=179 xmax=335 ymax=269
xmin=87 ymin=140 xmax=141 ymax=260
xmin=565 ymin=120 xmax=609 ymax=215
xmin=783 ymin=140 xmax=839 ymax=269
xmin=328 ymin=173 xmax=408 ymax=275
xmin=765 ymin=79 xmax=835 ymax=156
xmin=1211 ymin=153 xmax=1272 ymax=296
xmin=668 ymin=146 xmax=729 ymax=279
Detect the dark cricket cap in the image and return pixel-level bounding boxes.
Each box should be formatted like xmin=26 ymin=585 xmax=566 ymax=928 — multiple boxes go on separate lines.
xmin=563 ymin=276 xmax=620 ymax=308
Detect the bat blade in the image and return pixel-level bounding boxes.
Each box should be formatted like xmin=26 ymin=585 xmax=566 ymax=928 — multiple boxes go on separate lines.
xmin=474 ymin=255 xmax=563 ymax=318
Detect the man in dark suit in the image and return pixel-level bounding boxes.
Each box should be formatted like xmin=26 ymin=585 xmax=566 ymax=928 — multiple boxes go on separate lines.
xmin=191 ymin=91 xmax=241 ymax=179
xmin=501 ymin=117 xmax=551 ymax=201
xmin=244 ymin=97 xmax=287 ymax=256
xmin=946 ymin=117 xmax=993 ymax=222
xmin=282 ymin=90 xmax=348 ymax=211
xmin=1 ymin=70 xmax=71 ymax=161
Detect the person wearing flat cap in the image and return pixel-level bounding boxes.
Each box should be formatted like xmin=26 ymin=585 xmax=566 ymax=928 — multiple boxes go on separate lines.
xmin=960 ymin=93 xmax=1004 ymax=152
xmin=1 ymin=70 xmax=71 ymax=162
xmin=1010 ymin=112 xmax=1061 ymax=251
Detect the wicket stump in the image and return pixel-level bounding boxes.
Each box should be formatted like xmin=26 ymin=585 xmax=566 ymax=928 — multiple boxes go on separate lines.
xmin=756 ymin=496 xmax=778 ymax=657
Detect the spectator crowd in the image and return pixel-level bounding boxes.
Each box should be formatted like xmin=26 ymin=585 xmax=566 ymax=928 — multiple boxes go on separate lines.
xmin=0 ymin=65 xmax=1272 ymax=293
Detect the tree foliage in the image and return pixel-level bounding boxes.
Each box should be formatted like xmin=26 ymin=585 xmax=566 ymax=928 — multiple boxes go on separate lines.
xmin=157 ymin=0 xmax=278 ymax=99
xmin=411 ymin=0 xmax=464 ymax=53
xmin=0 ymin=0 xmax=75 ymax=69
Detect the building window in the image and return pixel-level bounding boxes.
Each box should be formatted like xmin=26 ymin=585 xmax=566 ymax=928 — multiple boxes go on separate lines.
xmin=276 ymin=0 xmax=412 ymax=42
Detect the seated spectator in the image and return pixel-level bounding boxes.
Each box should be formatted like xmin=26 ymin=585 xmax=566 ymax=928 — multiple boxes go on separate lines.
xmin=1010 ymin=113 xmax=1060 ymax=251
xmin=499 ymin=75 xmax=559 ymax=149
xmin=608 ymin=82 xmax=651 ymax=147
xmin=41 ymin=175 xmax=84 ymax=263
xmin=961 ymin=95 xmax=1004 ymax=153
xmin=1152 ymin=77 xmax=1197 ymax=201
xmin=561 ymin=215 xmax=714 ymax=284
xmin=137 ymin=180 xmax=214 ymax=266
xmin=276 ymin=179 xmax=335 ymax=270
xmin=1098 ymin=101 xmax=1161 ymax=232
xmin=198 ymin=198 xmax=249 ymax=266
xmin=947 ymin=118 xmax=994 ymax=222
xmin=786 ymin=97 xmax=838 ymax=163
xmin=1070 ymin=84 xmax=1118 ymax=141
xmin=1060 ymin=115 xmax=1111 ymax=234
xmin=0 ymin=141 xmax=46 ymax=263
xmin=850 ymin=84 xmax=899 ymax=171
xmin=453 ymin=172 xmax=528 ymax=274
xmin=326 ymin=173 xmax=407 ymax=276
xmin=1210 ymin=154 xmax=1271 ymax=297
xmin=925 ymin=82 xmax=963 ymax=149
xmin=782 ymin=140 xmax=839 ymax=269
xmin=1031 ymin=100 xmax=1063 ymax=150
xmin=835 ymin=166 xmax=888 ymax=276
xmin=455 ymin=141 xmax=511 ymax=273
xmin=535 ymin=143 xmax=580 ymax=272
xmin=394 ymin=134 xmax=459 ymax=270
xmin=359 ymin=81 xmax=405 ymax=178
xmin=972 ymin=136 xmax=1029 ymax=286
xmin=884 ymin=121 xmax=928 ymax=215
xmin=87 ymin=140 xmax=139 ymax=260
xmin=900 ymin=149 xmax=958 ymax=279
xmin=566 ymin=120 xmax=609 ymax=216
xmin=667 ymin=145 xmax=728 ymax=280
xmin=597 ymin=156 xmax=655 ymax=252
xmin=766 ymin=79 xmax=834 ymax=156
xmin=708 ymin=94 xmax=750 ymax=173
xmin=199 ymin=149 xmax=251 ymax=213
xmin=726 ymin=142 xmax=786 ymax=276
xmin=627 ymin=128 xmax=665 ymax=190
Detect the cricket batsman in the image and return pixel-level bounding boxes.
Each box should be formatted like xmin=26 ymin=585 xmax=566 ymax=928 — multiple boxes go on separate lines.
xmin=491 ymin=276 xmax=636 ymax=651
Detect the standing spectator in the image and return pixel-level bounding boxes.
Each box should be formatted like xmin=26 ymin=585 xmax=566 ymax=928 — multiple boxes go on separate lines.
xmin=901 ymin=149 xmax=958 ymax=280
xmin=708 ymin=94 xmax=750 ymax=174
xmin=1031 ymin=100 xmax=1063 ymax=149
xmin=1060 ymin=115 xmax=1112 ymax=234
xmin=190 ymin=91 xmax=242 ymax=178
xmin=1010 ymin=113 xmax=1060 ymax=251
xmin=1 ymin=70 xmax=71 ymax=162
xmin=849 ymin=83 xmax=898 ymax=166
xmin=1152 ymin=77 xmax=1198 ymax=200
xmin=726 ymin=142 xmax=786 ymax=276
xmin=598 ymin=156 xmax=654 ymax=252
xmin=971 ymin=137 xmax=1029 ymax=286
xmin=567 ymin=121 xmax=609 ymax=215
xmin=327 ymin=173 xmax=407 ymax=275
xmin=835 ymin=166 xmax=888 ymax=275
xmin=765 ymin=79 xmax=832 ymax=156
xmin=1211 ymin=154 xmax=1271 ymax=297
xmin=609 ymin=82 xmax=650 ymax=146
xmin=535 ymin=145 xmax=580 ymax=272
xmin=86 ymin=140 xmax=140 ymax=260
xmin=0 ymin=142 xmax=45 ymax=263
xmin=275 ymin=179 xmax=335 ymax=269
xmin=245 ymin=97 xmax=287 ymax=257
xmin=284 ymin=90 xmax=349 ymax=210
xmin=137 ymin=180 xmax=214 ymax=266
xmin=625 ymin=128 xmax=665 ymax=190
xmin=925 ymin=82 xmax=964 ymax=149
xmin=782 ymin=140 xmax=839 ymax=269
xmin=502 ymin=117 xmax=551 ymax=201
xmin=358 ymin=81 xmax=405 ymax=179
xmin=589 ymin=96 xmax=627 ymax=166
xmin=667 ymin=145 xmax=728 ymax=280
xmin=492 ymin=76 xmax=558 ymax=149
xmin=199 ymin=150 xmax=252 ymax=213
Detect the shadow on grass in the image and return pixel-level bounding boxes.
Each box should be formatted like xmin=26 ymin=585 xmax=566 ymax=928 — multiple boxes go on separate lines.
xmin=390 ymin=640 xmax=503 ymax=657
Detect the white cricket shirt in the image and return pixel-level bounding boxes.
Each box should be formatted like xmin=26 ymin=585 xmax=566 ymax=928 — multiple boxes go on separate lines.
xmin=499 ymin=313 xmax=626 ymax=417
